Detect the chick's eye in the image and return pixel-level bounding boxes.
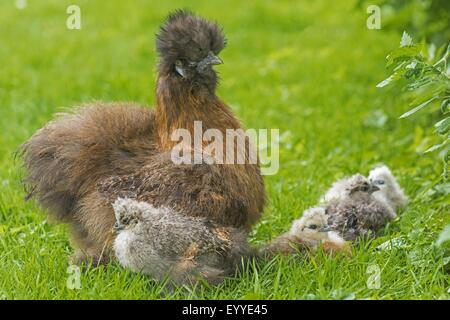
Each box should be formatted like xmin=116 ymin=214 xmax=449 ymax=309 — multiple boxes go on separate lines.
xmin=375 ymin=180 xmax=385 ymax=185
xmin=309 ymin=224 xmax=318 ymax=230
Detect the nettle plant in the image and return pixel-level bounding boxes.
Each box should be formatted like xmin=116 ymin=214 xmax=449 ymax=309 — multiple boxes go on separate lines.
xmin=377 ymin=32 xmax=450 ymax=181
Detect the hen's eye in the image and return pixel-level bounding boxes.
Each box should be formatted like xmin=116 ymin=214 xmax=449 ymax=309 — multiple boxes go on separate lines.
xmin=309 ymin=224 xmax=318 ymax=230
xmin=375 ymin=180 xmax=385 ymax=185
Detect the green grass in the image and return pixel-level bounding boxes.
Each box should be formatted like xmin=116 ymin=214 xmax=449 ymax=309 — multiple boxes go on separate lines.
xmin=0 ymin=0 xmax=448 ymax=299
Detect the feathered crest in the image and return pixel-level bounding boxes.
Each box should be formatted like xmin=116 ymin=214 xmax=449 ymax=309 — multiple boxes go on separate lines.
xmin=156 ymin=9 xmax=226 ymax=63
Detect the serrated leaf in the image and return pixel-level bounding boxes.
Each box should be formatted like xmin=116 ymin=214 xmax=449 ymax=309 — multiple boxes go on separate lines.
xmin=434 ymin=182 xmax=450 ymax=195
xmin=400 ymin=31 xmax=413 ymax=47
xmin=405 ymin=76 xmax=431 ymax=90
xmin=376 ymin=75 xmax=395 ymax=88
xmin=405 ymin=61 xmax=417 ymax=69
xmin=377 ymin=237 xmax=407 ymax=250
xmin=393 ymin=61 xmax=406 ymax=72
xmin=424 ymin=142 xmax=447 ymax=153
xmin=444 ymin=257 xmax=450 ymax=266
xmin=441 ymin=99 xmax=450 ymax=114
xmin=436 ymin=225 xmax=450 ymax=246
xmin=444 ymin=43 xmax=450 ymax=58
xmin=399 ymin=96 xmax=438 ymax=119
xmin=435 ymin=117 xmax=450 ymax=135
xmin=386 ymin=45 xmax=422 ymax=67
xmin=427 ymin=43 xmax=436 ymax=61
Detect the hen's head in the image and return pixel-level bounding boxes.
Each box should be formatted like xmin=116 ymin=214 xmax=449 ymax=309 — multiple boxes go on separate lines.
xmin=156 ymin=10 xmax=226 ymax=86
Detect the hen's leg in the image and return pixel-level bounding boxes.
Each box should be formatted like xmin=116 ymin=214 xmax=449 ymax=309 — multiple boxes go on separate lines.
xmin=68 ymin=192 xmax=116 ymax=266
xmin=69 ymin=221 xmax=114 ymax=266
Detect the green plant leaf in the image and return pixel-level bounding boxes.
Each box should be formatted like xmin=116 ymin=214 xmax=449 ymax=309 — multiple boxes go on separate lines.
xmin=441 ymin=99 xmax=450 ymax=114
xmin=436 ymin=225 xmax=450 ymax=246
xmin=435 ymin=117 xmax=450 ymax=135
xmin=376 ymin=75 xmax=395 ymax=88
xmin=386 ymin=45 xmax=422 ymax=67
xmin=400 ymin=31 xmax=413 ymax=47
xmin=399 ymin=96 xmax=438 ymax=119
xmin=424 ymin=141 xmax=447 ymax=153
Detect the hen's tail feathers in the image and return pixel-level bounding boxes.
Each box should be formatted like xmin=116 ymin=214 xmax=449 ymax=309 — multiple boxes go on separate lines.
xmin=19 ymin=103 xmax=155 ymax=221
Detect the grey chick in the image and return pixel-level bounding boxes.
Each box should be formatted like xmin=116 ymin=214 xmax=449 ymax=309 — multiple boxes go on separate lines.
xmin=112 ymin=198 xmax=254 ymax=286
xmin=321 ymin=176 xmax=357 ymax=204
xmin=263 ymin=207 xmax=350 ymax=257
xmin=368 ymin=165 xmax=408 ymax=216
xmin=325 ymin=174 xmax=395 ymax=241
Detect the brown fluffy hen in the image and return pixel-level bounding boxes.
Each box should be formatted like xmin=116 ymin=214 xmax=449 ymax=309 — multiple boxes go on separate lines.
xmin=20 ymin=10 xmax=265 ymax=265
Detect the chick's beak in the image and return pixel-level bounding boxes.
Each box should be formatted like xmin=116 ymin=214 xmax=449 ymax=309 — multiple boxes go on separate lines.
xmin=370 ymin=184 xmax=380 ymax=193
xmin=113 ymin=222 xmax=124 ymax=232
xmin=319 ymin=226 xmax=332 ymax=232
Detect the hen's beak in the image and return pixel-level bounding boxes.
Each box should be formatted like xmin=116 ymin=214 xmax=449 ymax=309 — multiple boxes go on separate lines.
xmin=205 ymin=51 xmax=223 ymax=65
xmin=197 ymin=52 xmax=223 ymax=73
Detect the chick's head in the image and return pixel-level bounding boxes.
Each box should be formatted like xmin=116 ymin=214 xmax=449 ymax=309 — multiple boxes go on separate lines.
xmin=346 ymin=174 xmax=379 ymax=195
xmin=290 ymin=207 xmax=332 ymax=241
xmin=369 ymin=165 xmax=408 ymax=208
xmin=112 ymin=198 xmax=143 ymax=232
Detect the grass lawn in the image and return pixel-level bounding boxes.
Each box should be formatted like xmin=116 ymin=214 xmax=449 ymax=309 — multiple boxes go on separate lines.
xmin=0 ymin=0 xmax=448 ymax=299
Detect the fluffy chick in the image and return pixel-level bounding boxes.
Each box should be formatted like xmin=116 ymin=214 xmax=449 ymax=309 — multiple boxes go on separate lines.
xmin=263 ymin=207 xmax=349 ymax=257
xmin=112 ymin=198 xmax=254 ymax=286
xmin=325 ymin=174 xmax=395 ymax=241
xmin=321 ymin=174 xmax=375 ymax=204
xmin=368 ymin=165 xmax=408 ymax=215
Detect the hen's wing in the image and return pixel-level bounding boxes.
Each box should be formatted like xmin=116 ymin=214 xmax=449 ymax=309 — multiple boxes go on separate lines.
xmin=97 ymin=152 xmax=248 ymax=227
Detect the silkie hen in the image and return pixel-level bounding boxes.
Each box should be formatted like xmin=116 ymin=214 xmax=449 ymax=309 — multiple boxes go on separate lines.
xmin=20 ymin=10 xmax=265 ymax=265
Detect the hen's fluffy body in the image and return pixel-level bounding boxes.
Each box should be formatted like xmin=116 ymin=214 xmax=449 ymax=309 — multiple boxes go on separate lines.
xmin=20 ymin=11 xmax=265 ymax=264
xmin=21 ymin=104 xmax=158 ymax=262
